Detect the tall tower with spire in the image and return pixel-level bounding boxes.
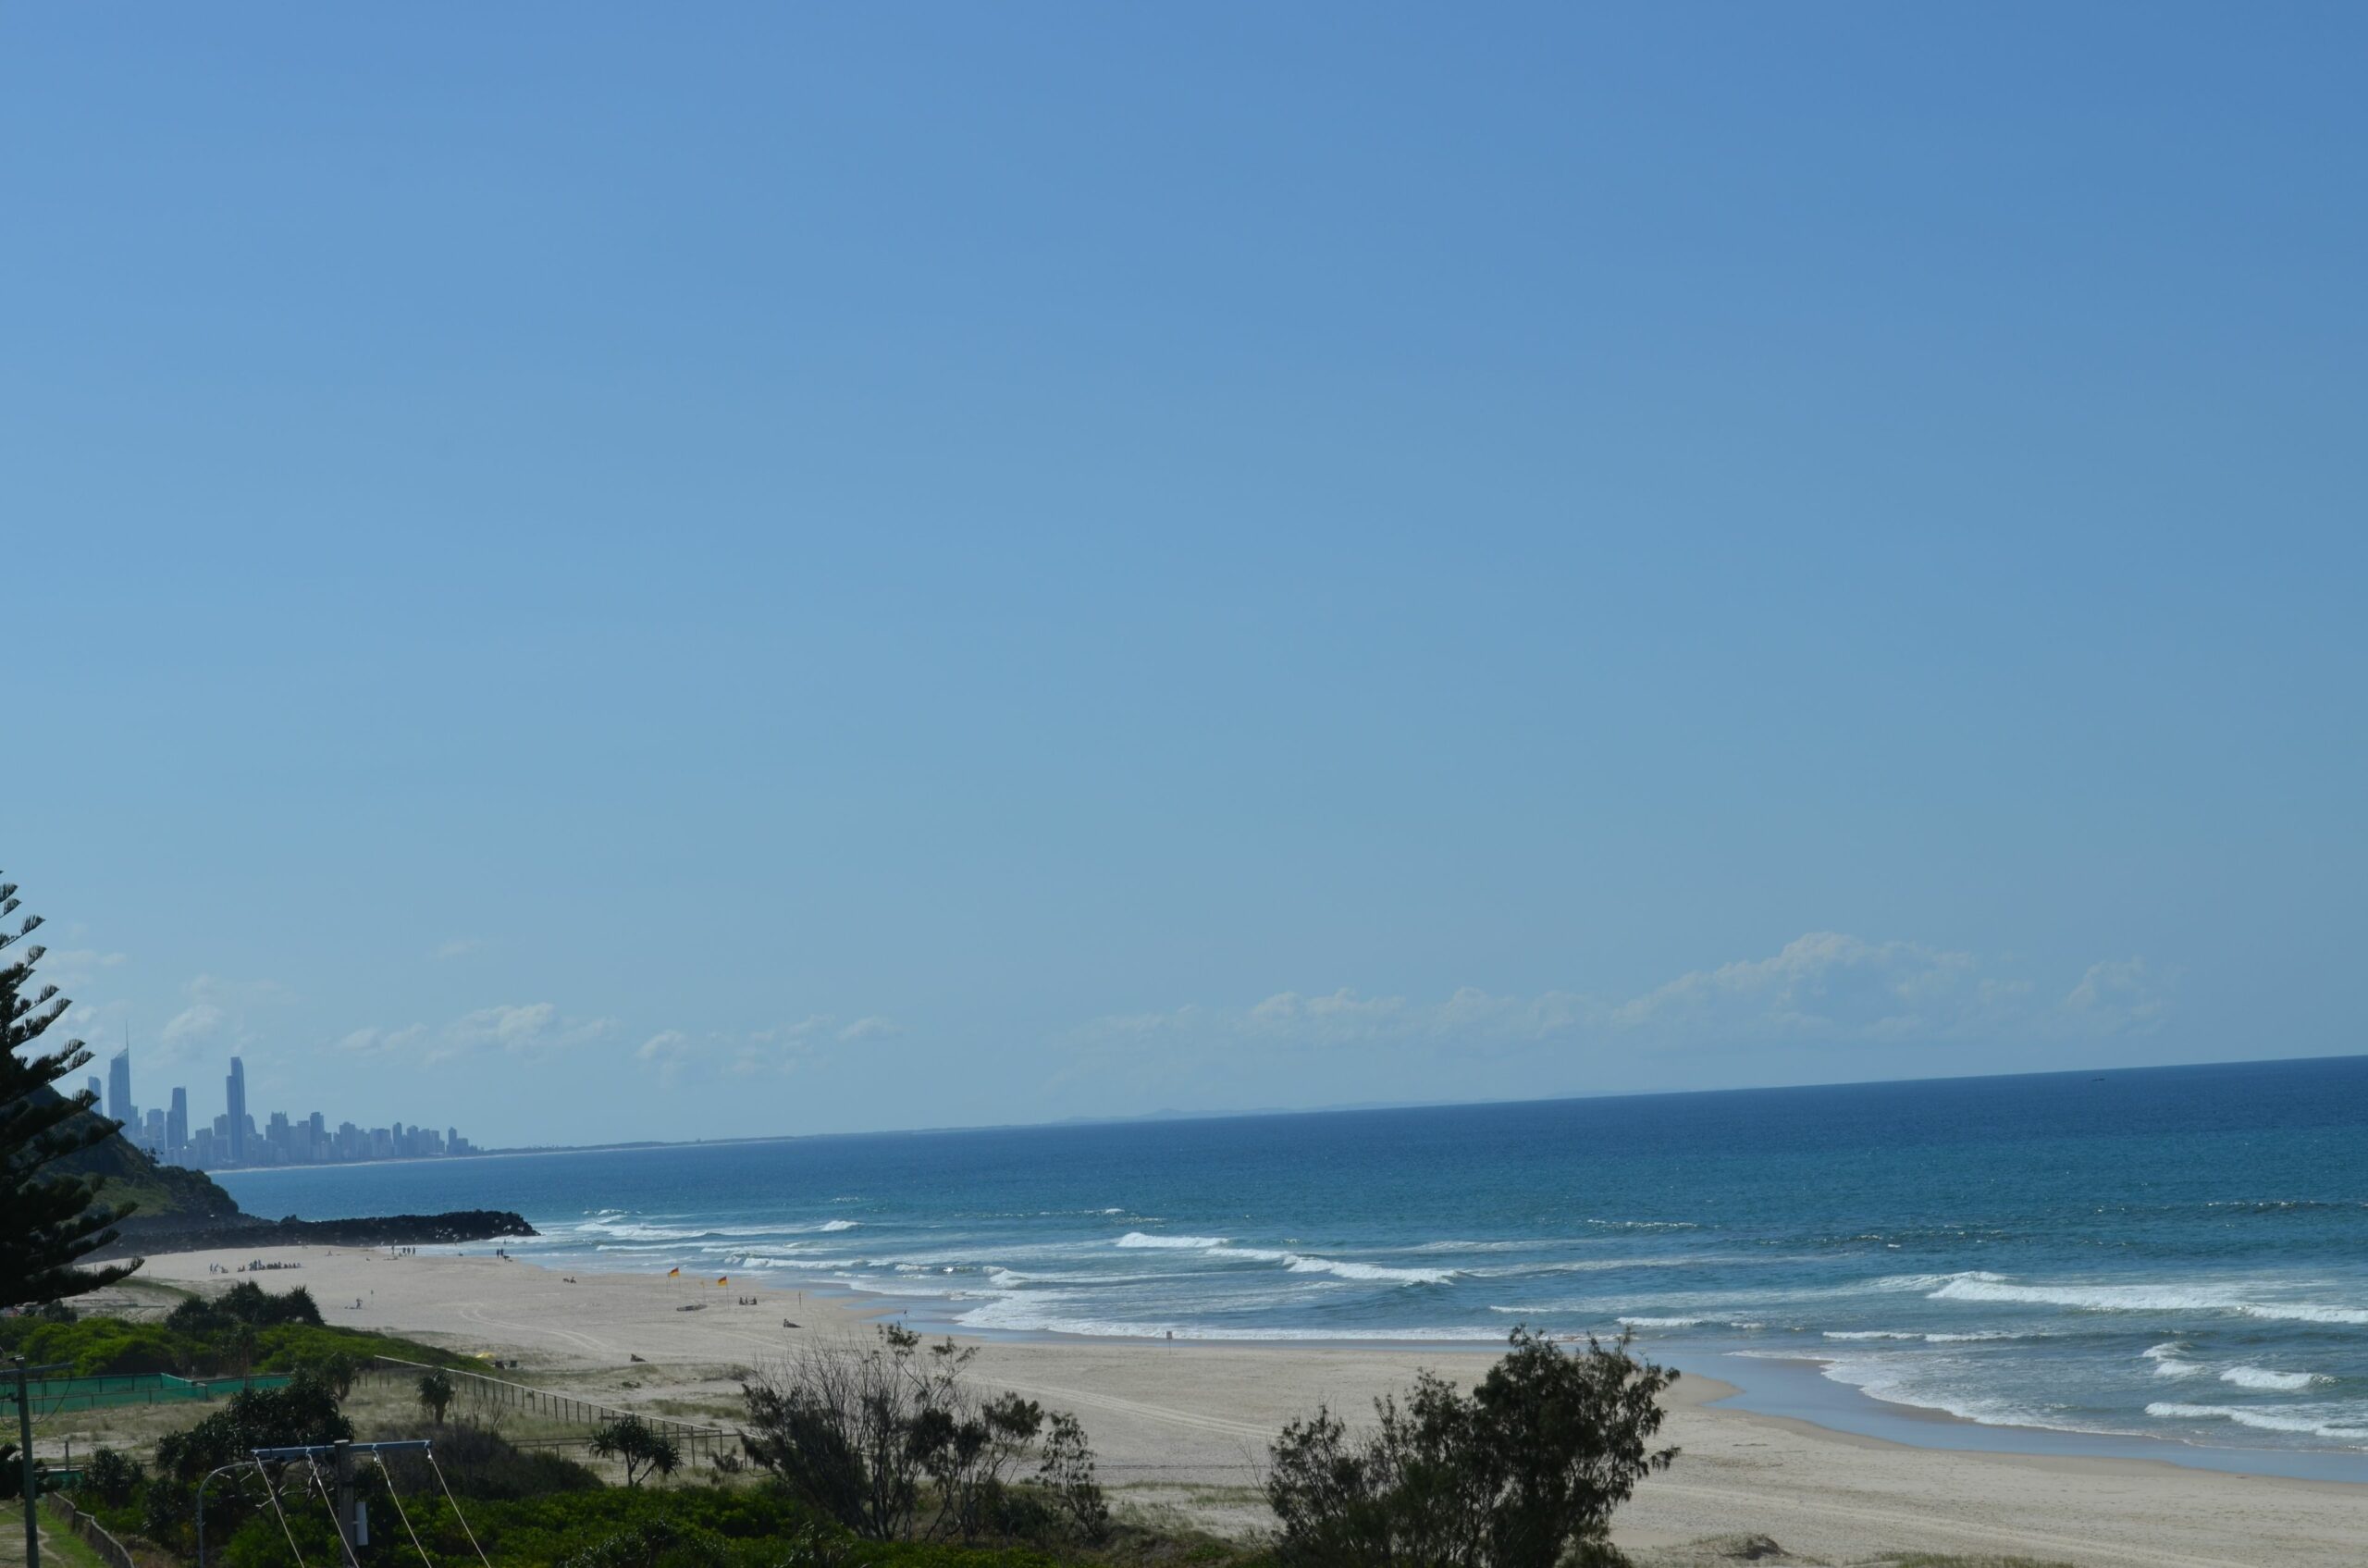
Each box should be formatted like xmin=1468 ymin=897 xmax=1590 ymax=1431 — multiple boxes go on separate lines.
xmin=226 ymin=1056 xmax=248 ymax=1165
xmin=107 ymin=1033 xmax=134 ymax=1128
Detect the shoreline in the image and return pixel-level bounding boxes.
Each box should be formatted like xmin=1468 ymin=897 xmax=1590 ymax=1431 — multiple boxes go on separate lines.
xmin=798 ymin=1267 xmax=2368 ymax=1488
xmin=140 ymin=1235 xmax=2368 ymax=1488
xmin=129 ymin=1241 xmax=2368 ymax=1566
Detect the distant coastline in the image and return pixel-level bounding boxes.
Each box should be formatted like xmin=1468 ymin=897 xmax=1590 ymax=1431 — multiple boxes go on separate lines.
xmin=221 ymin=1048 xmax=2368 ymax=1167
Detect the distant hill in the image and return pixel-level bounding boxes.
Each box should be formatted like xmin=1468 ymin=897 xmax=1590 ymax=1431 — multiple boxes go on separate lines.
xmin=25 ymin=1085 xmax=537 ymax=1259
xmin=35 ymin=1083 xmax=244 ymax=1221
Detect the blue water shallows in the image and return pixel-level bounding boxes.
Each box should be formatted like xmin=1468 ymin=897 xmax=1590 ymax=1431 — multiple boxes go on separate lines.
xmin=218 ymin=1056 xmax=2368 ymax=1463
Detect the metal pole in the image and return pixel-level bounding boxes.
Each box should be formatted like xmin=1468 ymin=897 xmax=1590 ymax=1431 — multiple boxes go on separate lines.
xmin=13 ymin=1357 xmax=35 ymax=1568
xmin=195 ymin=1463 xmax=249 ymax=1568
xmin=333 ymin=1439 xmax=357 ymax=1568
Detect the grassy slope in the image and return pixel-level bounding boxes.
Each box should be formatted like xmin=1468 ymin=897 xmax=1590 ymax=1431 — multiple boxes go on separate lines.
xmin=36 ymin=1085 xmax=241 ymax=1221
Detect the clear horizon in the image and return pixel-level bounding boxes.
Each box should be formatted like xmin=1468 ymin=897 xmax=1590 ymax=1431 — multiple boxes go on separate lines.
xmin=142 ymin=1046 xmax=2368 ymax=1166
xmin=10 ymin=6 xmax=2363 ymax=1147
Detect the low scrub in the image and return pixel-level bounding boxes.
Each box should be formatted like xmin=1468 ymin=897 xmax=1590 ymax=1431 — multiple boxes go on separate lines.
xmin=0 ymin=1284 xmax=462 ymax=1378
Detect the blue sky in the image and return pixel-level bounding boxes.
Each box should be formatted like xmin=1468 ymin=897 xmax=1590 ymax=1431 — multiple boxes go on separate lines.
xmin=6 ymin=6 xmax=2362 ymax=1146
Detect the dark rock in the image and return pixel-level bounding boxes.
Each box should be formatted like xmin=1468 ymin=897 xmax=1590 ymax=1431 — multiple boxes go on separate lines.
xmin=98 ymin=1207 xmax=537 ymax=1257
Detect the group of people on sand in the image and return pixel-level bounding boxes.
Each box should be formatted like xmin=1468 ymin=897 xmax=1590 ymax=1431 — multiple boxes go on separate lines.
xmin=209 ymin=1260 xmax=302 ymax=1274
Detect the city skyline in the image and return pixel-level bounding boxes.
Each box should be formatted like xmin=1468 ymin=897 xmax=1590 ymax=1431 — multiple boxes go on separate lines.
xmin=94 ymin=1041 xmax=476 ymax=1171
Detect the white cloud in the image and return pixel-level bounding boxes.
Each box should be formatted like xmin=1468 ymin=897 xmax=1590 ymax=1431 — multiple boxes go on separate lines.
xmin=154 ymin=975 xmax=292 ymax=1062
xmin=2063 ymin=957 xmax=2172 ymax=1034
xmin=430 ymin=938 xmax=485 ymax=961
xmin=159 ymin=1003 xmax=227 ymax=1048
xmin=337 ymin=1003 xmax=612 ymax=1065
xmin=1608 ymin=932 xmax=2029 ymax=1044
xmin=1068 ymin=932 xmax=2173 ymax=1071
xmin=37 ymin=948 xmax=128 ymax=986
xmin=626 ymin=1013 xmax=888 ymax=1082
xmin=635 ymin=1030 xmax=699 ymax=1084
xmin=753 ymin=1016 xmax=834 ymax=1046
xmin=336 ymin=1023 xmax=428 ymax=1056
xmin=635 ymin=1030 xmax=694 ymax=1063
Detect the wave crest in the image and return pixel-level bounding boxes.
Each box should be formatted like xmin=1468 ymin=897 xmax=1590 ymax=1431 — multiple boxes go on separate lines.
xmin=1921 ymin=1273 xmax=2368 ymax=1325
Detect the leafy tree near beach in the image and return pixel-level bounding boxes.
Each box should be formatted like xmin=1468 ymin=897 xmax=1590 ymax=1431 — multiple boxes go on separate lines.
xmin=739 ymin=1322 xmax=1108 ymax=1544
xmin=83 ymin=1447 xmax=144 ymax=1508
xmin=0 ymin=875 xmax=141 ymax=1311
xmin=419 ymin=1365 xmax=458 ymax=1424
xmin=1264 ymin=1327 xmax=1678 ymax=1568
xmin=144 ymin=1368 xmax=353 ymax=1551
xmin=1037 ymin=1411 xmax=1112 ymax=1545
xmin=590 ymin=1414 xmax=682 ymax=1488
xmin=168 ymin=1278 xmax=327 ymax=1330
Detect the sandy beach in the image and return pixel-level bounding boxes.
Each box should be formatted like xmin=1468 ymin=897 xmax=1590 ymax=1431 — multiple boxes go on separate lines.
xmin=117 ymin=1244 xmax=2366 ymax=1567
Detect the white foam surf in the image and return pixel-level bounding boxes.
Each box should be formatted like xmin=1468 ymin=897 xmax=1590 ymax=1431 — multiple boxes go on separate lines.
xmin=1919 ymin=1272 xmax=2368 ymax=1325
xmin=1109 ymin=1233 xmax=1451 ymax=1284
xmin=2145 ymin=1402 xmax=2368 ymax=1442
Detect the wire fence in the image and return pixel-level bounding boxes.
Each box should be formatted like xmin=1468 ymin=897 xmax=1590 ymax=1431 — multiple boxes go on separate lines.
xmin=42 ymin=1489 xmax=147 ymax=1568
xmin=364 ymin=1355 xmax=739 ymax=1465
xmin=11 ymin=1372 xmax=292 ymax=1414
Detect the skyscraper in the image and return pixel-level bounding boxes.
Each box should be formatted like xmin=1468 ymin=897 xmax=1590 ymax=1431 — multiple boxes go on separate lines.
xmin=107 ymin=1047 xmax=133 ymax=1127
xmin=225 ymin=1056 xmax=248 ymax=1165
xmin=167 ymin=1086 xmax=190 ymax=1156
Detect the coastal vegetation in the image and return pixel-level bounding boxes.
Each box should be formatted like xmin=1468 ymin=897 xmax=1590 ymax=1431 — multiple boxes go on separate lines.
xmin=0 ymin=879 xmax=142 ymax=1314
xmin=738 ymin=1324 xmax=1113 ymax=1547
xmin=1263 ymin=1327 xmax=1676 ymax=1568
xmin=592 ymin=1414 xmax=684 ymax=1488
xmin=0 ymin=1282 xmax=467 ymax=1382
xmin=415 ymin=1366 xmax=457 ymax=1425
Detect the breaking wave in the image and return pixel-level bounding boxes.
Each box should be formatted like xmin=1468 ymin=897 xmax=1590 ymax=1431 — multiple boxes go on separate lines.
xmin=1918 ymin=1272 xmax=2368 ymax=1325
xmin=2146 ymin=1402 xmax=2368 ymax=1442
xmin=2219 ymin=1365 xmax=2322 ymax=1392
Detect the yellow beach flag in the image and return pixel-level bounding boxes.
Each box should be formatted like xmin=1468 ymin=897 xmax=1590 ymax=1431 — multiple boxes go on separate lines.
xmin=667 ymin=1266 xmax=681 ymax=1278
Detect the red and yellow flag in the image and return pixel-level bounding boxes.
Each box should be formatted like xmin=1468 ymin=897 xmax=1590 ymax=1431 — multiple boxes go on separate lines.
xmin=716 ymin=1276 xmax=728 ymax=1286
xmin=667 ymin=1266 xmax=681 ymax=1278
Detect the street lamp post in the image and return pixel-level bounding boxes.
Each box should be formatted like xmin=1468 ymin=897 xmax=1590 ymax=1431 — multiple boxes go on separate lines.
xmin=195 ymin=1462 xmax=259 ymax=1568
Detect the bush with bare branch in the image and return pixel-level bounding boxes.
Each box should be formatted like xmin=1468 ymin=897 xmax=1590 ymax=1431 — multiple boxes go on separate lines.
xmin=739 ymin=1322 xmax=1106 ymax=1544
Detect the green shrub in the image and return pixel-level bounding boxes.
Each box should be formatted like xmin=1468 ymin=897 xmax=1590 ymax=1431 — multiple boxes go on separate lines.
xmin=591 ymin=1414 xmax=683 ymax=1488
xmin=146 ymin=1370 xmax=353 ymax=1552
xmin=379 ymin=1420 xmax=604 ymax=1500
xmin=82 ymin=1446 xmax=143 ymax=1508
xmin=215 ymin=1475 xmax=1099 ymax=1568
xmin=1 ymin=1286 xmax=439 ymax=1381
xmin=1264 ymin=1327 xmax=1677 ymax=1568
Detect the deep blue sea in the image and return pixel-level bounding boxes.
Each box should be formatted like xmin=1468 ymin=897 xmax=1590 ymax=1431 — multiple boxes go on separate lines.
xmin=218 ymin=1056 xmax=2368 ymax=1468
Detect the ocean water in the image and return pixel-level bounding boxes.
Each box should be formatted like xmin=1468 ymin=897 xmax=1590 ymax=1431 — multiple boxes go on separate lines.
xmin=216 ymin=1056 xmax=2368 ymax=1467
